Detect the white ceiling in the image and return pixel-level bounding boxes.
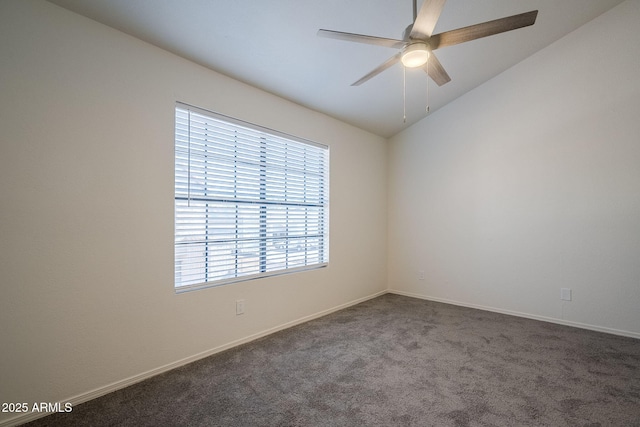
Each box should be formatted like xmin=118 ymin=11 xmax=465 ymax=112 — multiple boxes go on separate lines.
xmin=48 ymin=0 xmax=625 ymax=138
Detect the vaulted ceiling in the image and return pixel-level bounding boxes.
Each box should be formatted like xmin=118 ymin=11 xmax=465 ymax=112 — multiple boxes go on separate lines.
xmin=48 ymin=0 xmax=625 ymax=138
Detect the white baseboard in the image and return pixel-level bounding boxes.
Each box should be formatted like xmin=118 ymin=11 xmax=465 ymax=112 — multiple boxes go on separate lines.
xmin=0 ymin=290 xmax=387 ymax=427
xmin=388 ymin=289 xmax=640 ymax=340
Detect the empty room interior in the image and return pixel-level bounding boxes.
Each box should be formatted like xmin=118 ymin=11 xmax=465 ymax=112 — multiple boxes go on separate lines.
xmin=1 ymin=0 xmax=639 ymax=426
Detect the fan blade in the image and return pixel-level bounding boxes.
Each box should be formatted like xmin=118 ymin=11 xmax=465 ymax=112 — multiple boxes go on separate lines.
xmin=318 ymin=29 xmax=405 ymax=49
xmin=429 ymin=10 xmax=538 ymax=50
xmin=423 ymin=52 xmax=451 ymax=86
xmin=411 ymin=0 xmax=447 ymax=39
xmin=352 ymin=53 xmax=402 ymax=86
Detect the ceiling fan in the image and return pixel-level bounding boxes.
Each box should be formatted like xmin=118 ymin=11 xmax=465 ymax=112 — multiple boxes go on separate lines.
xmin=318 ymin=0 xmax=538 ymax=87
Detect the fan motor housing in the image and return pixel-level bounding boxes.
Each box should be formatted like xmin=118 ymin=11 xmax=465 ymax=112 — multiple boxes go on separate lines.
xmin=402 ymin=23 xmax=414 ymax=41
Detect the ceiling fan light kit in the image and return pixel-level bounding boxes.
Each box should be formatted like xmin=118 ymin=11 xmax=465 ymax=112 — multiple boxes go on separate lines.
xmin=401 ymin=42 xmax=430 ymax=68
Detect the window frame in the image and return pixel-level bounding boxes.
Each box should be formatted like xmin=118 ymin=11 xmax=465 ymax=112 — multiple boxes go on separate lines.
xmin=174 ymin=102 xmax=329 ymax=293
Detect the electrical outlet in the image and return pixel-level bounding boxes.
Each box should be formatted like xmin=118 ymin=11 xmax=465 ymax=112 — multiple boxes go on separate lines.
xmin=236 ymin=299 xmax=245 ymax=315
xmin=560 ymin=288 xmax=572 ymax=301
xmin=418 ymin=270 xmax=425 ymax=280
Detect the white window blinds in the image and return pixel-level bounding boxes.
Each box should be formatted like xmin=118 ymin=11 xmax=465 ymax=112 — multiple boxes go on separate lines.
xmin=175 ymin=104 xmax=329 ymax=291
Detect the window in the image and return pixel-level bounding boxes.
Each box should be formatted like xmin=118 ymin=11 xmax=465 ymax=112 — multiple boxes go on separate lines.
xmin=174 ymin=103 xmax=329 ymax=292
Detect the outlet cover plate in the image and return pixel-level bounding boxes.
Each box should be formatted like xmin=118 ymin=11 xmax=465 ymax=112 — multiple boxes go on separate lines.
xmin=236 ymin=299 xmax=245 ymax=315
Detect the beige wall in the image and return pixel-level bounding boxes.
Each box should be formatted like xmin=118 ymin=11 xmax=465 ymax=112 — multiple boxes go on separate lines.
xmin=0 ymin=1 xmax=387 ymax=423
xmin=388 ymin=0 xmax=640 ymax=337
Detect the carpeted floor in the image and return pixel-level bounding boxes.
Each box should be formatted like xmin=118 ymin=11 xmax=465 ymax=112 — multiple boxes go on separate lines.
xmin=24 ymin=294 xmax=640 ymax=426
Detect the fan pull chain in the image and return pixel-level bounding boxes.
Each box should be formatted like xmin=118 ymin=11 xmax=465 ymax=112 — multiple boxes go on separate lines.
xmin=403 ymin=66 xmax=407 ymax=123
xmin=426 ymin=56 xmax=430 ymax=114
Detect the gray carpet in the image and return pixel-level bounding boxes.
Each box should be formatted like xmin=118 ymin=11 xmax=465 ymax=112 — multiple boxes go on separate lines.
xmin=24 ymin=294 xmax=640 ymax=426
